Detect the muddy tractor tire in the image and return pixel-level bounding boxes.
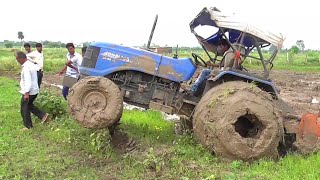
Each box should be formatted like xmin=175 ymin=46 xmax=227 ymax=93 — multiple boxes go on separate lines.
xmin=68 ymin=76 xmax=123 ymax=129
xmin=193 ymin=81 xmax=283 ymax=161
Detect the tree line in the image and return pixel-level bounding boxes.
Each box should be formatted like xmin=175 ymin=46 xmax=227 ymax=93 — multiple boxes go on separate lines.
xmin=0 ymin=40 xmax=91 ymax=48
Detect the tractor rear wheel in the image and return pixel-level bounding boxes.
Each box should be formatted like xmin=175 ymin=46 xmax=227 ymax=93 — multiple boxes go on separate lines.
xmin=193 ymin=81 xmax=283 ymax=161
xmin=68 ymin=76 xmax=123 ymax=129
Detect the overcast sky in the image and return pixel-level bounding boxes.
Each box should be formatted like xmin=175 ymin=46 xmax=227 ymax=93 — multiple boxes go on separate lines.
xmin=0 ymin=0 xmax=319 ymax=49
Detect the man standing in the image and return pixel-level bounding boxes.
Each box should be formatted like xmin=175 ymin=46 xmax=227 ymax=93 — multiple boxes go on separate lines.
xmin=58 ymin=43 xmax=82 ymax=100
xmin=27 ymin=43 xmax=44 ymax=88
xmin=15 ymin=51 xmax=49 ymax=130
xmin=24 ymin=43 xmax=32 ymax=54
xmin=24 ymin=43 xmax=44 ymax=88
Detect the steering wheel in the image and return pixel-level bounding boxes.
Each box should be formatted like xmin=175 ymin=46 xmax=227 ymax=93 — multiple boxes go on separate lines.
xmin=191 ymin=53 xmax=207 ymax=67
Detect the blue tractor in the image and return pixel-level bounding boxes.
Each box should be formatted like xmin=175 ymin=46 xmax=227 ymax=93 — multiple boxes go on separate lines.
xmin=68 ymin=7 xmax=318 ymax=161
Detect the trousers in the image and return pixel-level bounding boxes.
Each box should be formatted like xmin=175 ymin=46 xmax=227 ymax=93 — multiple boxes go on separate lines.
xmin=190 ymin=69 xmax=212 ymax=92
xmin=37 ymin=70 xmax=43 ymax=88
xmin=21 ymin=94 xmax=45 ymax=128
xmin=62 ymin=86 xmax=69 ymax=100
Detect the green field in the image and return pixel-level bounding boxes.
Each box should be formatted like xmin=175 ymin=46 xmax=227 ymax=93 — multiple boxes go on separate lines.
xmin=1 ymin=76 xmax=320 ymax=179
xmin=0 ymin=48 xmax=70 ymax=73
xmin=1 ymin=48 xmax=320 ymax=73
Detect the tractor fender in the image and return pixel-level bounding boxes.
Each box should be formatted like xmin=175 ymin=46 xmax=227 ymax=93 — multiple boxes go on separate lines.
xmin=205 ymin=70 xmax=279 ymax=98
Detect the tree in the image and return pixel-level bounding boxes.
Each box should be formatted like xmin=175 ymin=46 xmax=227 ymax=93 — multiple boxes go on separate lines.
xmin=4 ymin=41 xmax=14 ymax=48
xmin=60 ymin=43 xmax=66 ymax=48
xmin=18 ymin=31 xmax=24 ymax=49
xmin=287 ymin=45 xmax=299 ymax=64
xmin=42 ymin=40 xmax=50 ymax=46
xmin=296 ymin=40 xmax=305 ymax=53
xmin=46 ymin=42 xmax=61 ymax=48
xmin=18 ymin=31 xmax=24 ymax=42
xmin=30 ymin=41 xmax=37 ymax=47
xmin=289 ymin=45 xmax=299 ymax=54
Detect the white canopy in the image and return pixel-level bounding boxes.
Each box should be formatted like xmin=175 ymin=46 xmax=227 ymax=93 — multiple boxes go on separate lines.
xmin=190 ymin=7 xmax=285 ymax=48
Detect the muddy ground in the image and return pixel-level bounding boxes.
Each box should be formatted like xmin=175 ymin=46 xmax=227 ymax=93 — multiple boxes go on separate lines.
xmin=269 ymin=71 xmax=320 ymax=115
xmin=1 ymin=70 xmax=319 ymax=115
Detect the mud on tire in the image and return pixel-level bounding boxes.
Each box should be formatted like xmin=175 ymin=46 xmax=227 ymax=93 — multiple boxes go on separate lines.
xmin=193 ymin=81 xmax=283 ymax=161
xmin=68 ymin=76 xmax=123 ymax=129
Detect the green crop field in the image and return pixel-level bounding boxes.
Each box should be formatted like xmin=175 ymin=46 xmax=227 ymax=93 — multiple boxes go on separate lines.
xmin=1 ymin=74 xmax=320 ymax=179
xmin=0 ymin=48 xmax=72 ymax=73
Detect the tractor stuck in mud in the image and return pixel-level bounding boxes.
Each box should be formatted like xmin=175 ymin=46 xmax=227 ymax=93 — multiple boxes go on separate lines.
xmin=67 ymin=7 xmax=320 ymax=161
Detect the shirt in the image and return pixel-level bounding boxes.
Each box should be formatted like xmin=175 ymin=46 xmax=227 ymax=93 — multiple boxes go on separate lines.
xmin=66 ymin=52 xmax=82 ymax=78
xmin=27 ymin=51 xmax=44 ymax=71
xmin=20 ymin=60 xmax=39 ymax=95
xmin=222 ymin=43 xmax=246 ymax=70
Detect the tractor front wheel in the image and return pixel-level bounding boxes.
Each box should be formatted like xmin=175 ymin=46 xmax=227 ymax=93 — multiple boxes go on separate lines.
xmin=68 ymin=76 xmax=123 ymax=129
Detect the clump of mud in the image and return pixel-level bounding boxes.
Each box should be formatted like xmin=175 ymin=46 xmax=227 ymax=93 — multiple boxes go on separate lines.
xmin=111 ymin=129 xmax=136 ymax=153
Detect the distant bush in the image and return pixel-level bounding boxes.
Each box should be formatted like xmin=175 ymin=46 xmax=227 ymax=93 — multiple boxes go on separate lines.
xmin=306 ymin=56 xmax=320 ymax=63
xmin=306 ymin=52 xmax=320 ymax=63
xmin=289 ymin=45 xmax=299 ymax=54
xmin=4 ymin=42 xmax=13 ymax=48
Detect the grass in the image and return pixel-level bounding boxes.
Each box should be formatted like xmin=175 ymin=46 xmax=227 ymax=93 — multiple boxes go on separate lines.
xmin=1 ymin=77 xmax=320 ymax=179
xmin=0 ymin=77 xmax=103 ymax=179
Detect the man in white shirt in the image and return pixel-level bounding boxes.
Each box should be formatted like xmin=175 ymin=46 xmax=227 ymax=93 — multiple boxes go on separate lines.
xmin=25 ymin=43 xmax=44 ymax=88
xmin=58 ymin=43 xmax=82 ymax=100
xmin=15 ymin=51 xmax=49 ymax=130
